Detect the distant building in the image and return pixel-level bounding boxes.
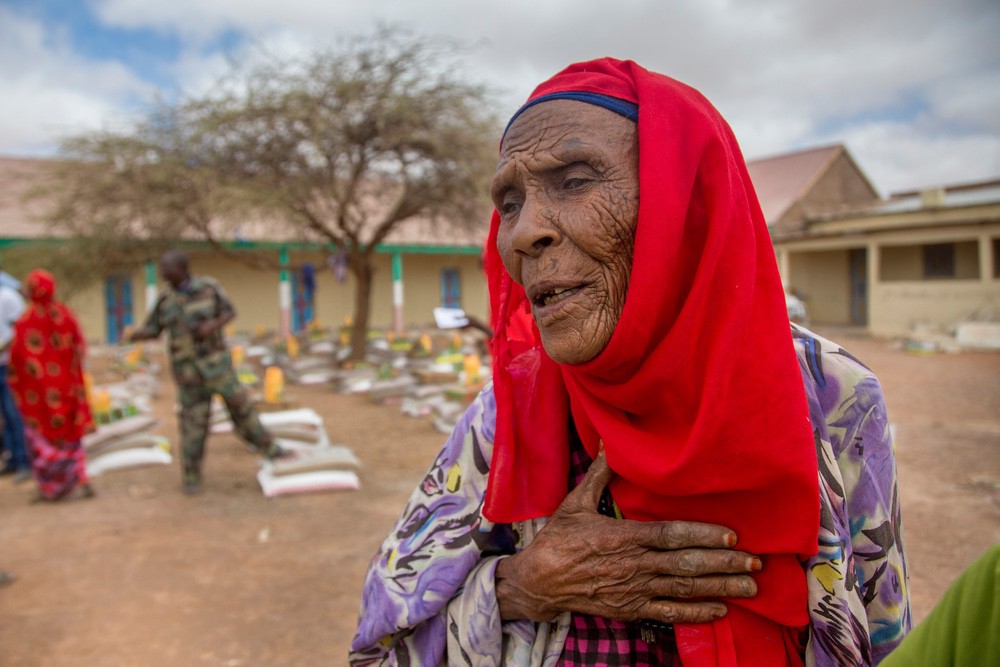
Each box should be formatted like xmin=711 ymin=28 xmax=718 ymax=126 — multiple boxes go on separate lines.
xmin=752 ymin=145 xmax=1000 ymax=337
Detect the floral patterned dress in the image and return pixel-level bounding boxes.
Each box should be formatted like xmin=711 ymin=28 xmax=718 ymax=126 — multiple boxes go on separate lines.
xmin=349 ymin=326 xmax=911 ymax=666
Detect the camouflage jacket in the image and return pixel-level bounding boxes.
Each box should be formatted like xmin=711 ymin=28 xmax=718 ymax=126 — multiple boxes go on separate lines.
xmin=137 ymin=276 xmax=235 ymax=386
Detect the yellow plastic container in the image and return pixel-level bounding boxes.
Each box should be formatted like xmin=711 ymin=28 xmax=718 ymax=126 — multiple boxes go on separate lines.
xmin=124 ymin=345 xmax=142 ymax=368
xmin=463 ymin=354 xmax=481 ymax=386
xmin=286 ymin=336 xmax=300 ymax=359
xmin=263 ymin=366 xmax=284 ymax=404
xmin=92 ymin=388 xmax=112 ymax=414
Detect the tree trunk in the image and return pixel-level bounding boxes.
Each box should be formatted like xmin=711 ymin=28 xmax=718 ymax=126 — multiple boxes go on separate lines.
xmin=348 ymin=257 xmax=375 ymax=363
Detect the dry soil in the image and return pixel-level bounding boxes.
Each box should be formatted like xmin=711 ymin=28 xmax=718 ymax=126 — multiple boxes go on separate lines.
xmin=1 ymin=327 xmax=998 ymax=666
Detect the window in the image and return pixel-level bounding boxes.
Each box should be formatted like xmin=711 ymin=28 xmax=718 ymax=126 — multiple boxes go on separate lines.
xmin=440 ymin=268 xmax=461 ymax=308
xmin=922 ymin=243 xmax=955 ymax=278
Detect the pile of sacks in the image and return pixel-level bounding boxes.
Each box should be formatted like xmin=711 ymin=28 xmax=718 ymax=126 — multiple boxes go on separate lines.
xmin=225 ymin=322 xmax=491 ymax=460
xmin=83 ymin=346 xmax=171 ymax=478
xmin=326 ymin=330 xmax=490 ymax=435
xmin=229 ymin=323 xmax=491 ymax=437
xmin=209 ymin=400 xmax=361 ymax=498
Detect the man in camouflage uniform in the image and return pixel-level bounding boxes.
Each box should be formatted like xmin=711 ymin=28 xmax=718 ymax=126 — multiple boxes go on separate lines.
xmin=130 ymin=250 xmax=285 ymax=494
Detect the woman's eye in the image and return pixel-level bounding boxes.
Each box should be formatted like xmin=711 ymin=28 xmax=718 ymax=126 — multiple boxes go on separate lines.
xmin=500 ymin=201 xmax=520 ymax=216
xmin=499 ymin=192 xmax=522 ymax=216
xmin=563 ymin=177 xmax=589 ymax=190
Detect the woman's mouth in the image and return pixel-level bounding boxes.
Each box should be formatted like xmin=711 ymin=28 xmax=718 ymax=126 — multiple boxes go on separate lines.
xmin=532 ymin=285 xmax=583 ymax=309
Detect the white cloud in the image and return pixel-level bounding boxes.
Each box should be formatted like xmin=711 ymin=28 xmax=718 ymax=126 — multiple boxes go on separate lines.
xmin=0 ymin=7 xmax=155 ymax=154
xmin=1 ymin=0 xmax=997 ymax=192
xmin=836 ymin=121 xmax=1000 ymax=194
xmin=927 ymin=70 xmax=1000 ymax=133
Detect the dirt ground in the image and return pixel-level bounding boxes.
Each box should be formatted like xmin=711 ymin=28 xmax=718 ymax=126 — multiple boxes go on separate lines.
xmin=1 ymin=326 xmax=998 ymax=667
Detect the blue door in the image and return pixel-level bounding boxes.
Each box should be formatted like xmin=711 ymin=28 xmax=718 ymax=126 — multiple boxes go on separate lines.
xmin=440 ymin=268 xmax=461 ymax=308
xmin=105 ymin=275 xmax=134 ymax=343
xmin=290 ymin=269 xmax=315 ymax=333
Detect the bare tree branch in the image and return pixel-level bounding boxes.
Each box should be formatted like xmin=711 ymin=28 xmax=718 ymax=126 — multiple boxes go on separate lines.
xmin=38 ymin=27 xmax=500 ymax=359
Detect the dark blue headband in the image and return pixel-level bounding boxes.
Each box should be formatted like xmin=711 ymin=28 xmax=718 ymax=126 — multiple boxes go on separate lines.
xmin=503 ymin=91 xmax=639 ymax=137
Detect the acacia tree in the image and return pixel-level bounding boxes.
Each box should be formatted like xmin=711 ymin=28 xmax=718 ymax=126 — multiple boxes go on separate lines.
xmin=44 ymin=29 xmax=499 ymax=357
xmin=37 ymin=107 xmax=278 ymax=297
xmin=183 ymin=30 xmax=499 ymax=357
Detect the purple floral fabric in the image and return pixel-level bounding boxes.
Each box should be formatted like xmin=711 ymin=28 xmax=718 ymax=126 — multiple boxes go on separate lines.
xmin=349 ymin=326 xmax=911 ymax=665
xmin=792 ymin=326 xmax=911 ymax=665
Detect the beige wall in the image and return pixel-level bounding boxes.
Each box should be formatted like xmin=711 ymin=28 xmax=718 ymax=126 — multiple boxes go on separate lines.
xmin=869 ymin=280 xmax=999 ymax=337
xmin=956 ymin=241 xmax=981 ymax=279
xmin=188 ymin=251 xmax=282 ymax=333
xmin=779 ymin=221 xmax=1000 ymax=337
xmin=390 ymin=253 xmax=487 ymax=329
xmin=66 ymin=278 xmax=117 ymax=346
xmin=881 ymin=241 xmax=980 ymax=281
xmin=67 ymin=247 xmax=489 ymax=343
xmin=788 ymin=249 xmax=853 ymax=325
xmin=880 ymin=245 xmax=923 ymax=281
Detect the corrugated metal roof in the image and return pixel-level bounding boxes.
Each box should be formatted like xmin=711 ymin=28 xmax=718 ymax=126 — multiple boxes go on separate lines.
xmin=809 ymin=181 xmax=1000 ymax=222
xmin=876 ymin=183 xmax=1000 ymax=214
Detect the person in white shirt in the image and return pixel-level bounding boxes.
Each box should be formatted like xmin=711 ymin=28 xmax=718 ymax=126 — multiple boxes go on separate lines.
xmin=0 ymin=272 xmax=30 ymax=481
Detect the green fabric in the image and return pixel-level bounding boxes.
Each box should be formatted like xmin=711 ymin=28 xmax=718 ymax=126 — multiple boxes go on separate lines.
xmin=882 ymin=543 xmax=999 ymax=666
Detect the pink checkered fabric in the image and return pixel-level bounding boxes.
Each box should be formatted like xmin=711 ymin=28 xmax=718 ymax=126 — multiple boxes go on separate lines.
xmin=559 ymin=614 xmax=678 ymax=665
xmin=556 ymin=431 xmax=680 ymax=665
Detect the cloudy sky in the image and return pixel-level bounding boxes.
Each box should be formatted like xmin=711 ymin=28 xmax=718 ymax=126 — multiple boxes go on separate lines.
xmin=1 ymin=0 xmax=998 ymax=196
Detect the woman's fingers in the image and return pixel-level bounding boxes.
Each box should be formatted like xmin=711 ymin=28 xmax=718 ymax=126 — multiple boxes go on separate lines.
xmin=631 ymin=519 xmax=739 ymax=551
xmin=640 ymin=599 xmax=729 ymax=625
xmin=564 ymin=445 xmax=615 ymax=511
xmin=644 ymin=574 xmax=758 ymax=600
xmin=639 ymin=546 xmax=761 ymax=576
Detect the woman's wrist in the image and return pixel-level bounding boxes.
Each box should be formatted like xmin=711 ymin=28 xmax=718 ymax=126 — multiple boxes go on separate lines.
xmin=495 ymin=554 xmax=555 ymax=622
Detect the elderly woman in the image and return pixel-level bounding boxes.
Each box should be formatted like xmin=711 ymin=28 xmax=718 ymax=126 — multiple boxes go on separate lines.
xmin=8 ymin=269 xmax=95 ymax=501
xmin=350 ymin=59 xmax=910 ymax=665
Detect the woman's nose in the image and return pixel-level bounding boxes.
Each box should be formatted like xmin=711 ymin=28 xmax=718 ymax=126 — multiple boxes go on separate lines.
xmin=510 ymin=197 xmax=560 ymax=257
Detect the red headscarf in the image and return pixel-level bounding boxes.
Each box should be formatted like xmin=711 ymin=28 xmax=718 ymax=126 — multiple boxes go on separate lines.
xmin=483 ymin=59 xmax=819 ymax=665
xmin=9 ymin=269 xmax=95 ymax=445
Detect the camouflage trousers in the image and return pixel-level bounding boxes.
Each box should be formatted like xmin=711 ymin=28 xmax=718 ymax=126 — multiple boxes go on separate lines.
xmin=177 ymin=370 xmax=276 ymax=484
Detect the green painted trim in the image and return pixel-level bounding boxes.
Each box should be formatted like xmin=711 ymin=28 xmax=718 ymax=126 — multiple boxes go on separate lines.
xmin=279 ymin=246 xmax=289 ymax=282
xmin=391 ymin=252 xmax=403 ymax=281
xmin=0 ymin=236 xmax=484 ymax=256
xmin=0 ymin=238 xmax=60 ymax=248
xmin=145 ymin=261 xmax=157 ymax=285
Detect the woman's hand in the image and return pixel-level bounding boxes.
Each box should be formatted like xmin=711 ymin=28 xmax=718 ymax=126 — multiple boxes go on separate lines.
xmin=494 ymin=448 xmax=760 ymax=624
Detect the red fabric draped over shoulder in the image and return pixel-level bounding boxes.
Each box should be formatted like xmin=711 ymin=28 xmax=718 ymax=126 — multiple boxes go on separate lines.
xmin=9 ymin=269 xmax=95 ymax=445
xmin=483 ymin=59 xmax=819 ymax=666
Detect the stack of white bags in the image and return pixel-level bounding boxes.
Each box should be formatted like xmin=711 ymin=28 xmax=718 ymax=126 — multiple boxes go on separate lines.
xmin=212 ymin=403 xmax=361 ymax=498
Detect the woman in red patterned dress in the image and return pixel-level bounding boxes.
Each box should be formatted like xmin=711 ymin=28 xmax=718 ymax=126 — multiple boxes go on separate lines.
xmin=8 ymin=269 xmax=95 ymax=501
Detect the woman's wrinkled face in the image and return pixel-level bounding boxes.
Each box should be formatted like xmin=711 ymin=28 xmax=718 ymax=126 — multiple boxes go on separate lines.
xmin=492 ymin=100 xmax=639 ymax=364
